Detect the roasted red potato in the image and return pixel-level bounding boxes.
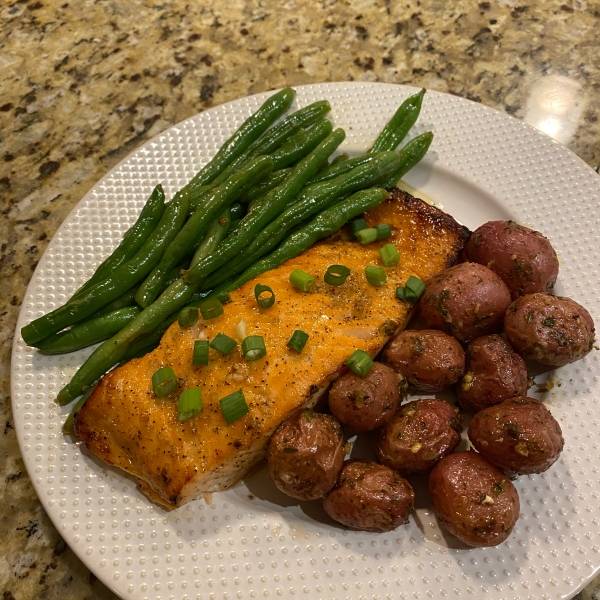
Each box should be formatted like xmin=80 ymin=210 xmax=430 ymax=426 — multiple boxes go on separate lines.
xmin=465 ymin=220 xmax=559 ymax=299
xmin=468 ymin=396 xmax=564 ymax=475
xmin=266 ymin=409 xmax=345 ymax=501
xmin=382 ymin=329 xmax=465 ymax=392
xmin=375 ymin=399 xmax=462 ymax=475
xmin=419 ymin=262 xmax=512 ymax=342
xmin=323 ymin=460 xmax=414 ymax=532
xmin=457 ymin=334 xmax=528 ymax=413
xmin=429 ymin=451 xmax=520 ymax=547
xmin=504 ymin=293 xmax=595 ymax=366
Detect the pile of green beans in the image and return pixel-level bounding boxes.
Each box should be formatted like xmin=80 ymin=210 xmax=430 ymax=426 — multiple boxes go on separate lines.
xmin=22 ymin=86 xmax=434 ymax=410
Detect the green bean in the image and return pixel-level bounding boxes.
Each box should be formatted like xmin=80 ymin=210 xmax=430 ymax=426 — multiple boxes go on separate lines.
xmin=184 ymin=127 xmax=346 ymax=285
xmin=201 ymin=151 xmax=402 ymax=289
xmin=185 ymin=99 xmax=329 ymax=214
xmin=215 ymin=188 xmax=389 ymax=294
xmin=306 ymin=153 xmax=378 ymax=185
xmin=191 ymin=206 xmax=233 ymax=268
xmin=95 ymin=286 xmax=139 ymax=317
xmin=268 ymin=120 xmax=332 ymax=171
xmin=70 ymin=185 xmax=166 ymax=301
xmin=56 ymin=275 xmax=201 ymax=405
xmin=379 ymin=131 xmax=434 ymax=188
xmin=203 ymin=100 xmax=331 ymax=189
xmin=62 ymin=384 xmax=98 ymax=435
xmin=188 ymin=119 xmax=332 ymax=214
xmin=159 ymin=258 xmax=191 ymax=295
xmin=330 ymin=153 xmax=350 ymax=165
xmin=369 ymin=88 xmax=426 ymax=152
xmin=22 ymin=192 xmax=190 ymax=346
xmin=239 ymin=168 xmax=292 ymax=204
xmin=247 ymin=100 xmax=331 ymax=157
xmin=135 ymin=155 xmax=273 ymax=307
xmin=36 ymin=306 xmax=141 ymax=355
xmin=185 ymin=87 xmax=294 ymax=192
xmin=229 ymin=203 xmax=246 ymax=221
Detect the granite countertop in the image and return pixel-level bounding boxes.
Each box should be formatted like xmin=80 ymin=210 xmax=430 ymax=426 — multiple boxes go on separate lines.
xmin=1 ymin=1 xmax=599 ymax=598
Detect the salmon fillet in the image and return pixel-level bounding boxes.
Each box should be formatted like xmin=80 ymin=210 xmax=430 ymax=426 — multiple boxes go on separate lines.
xmin=75 ymin=190 xmax=470 ymax=508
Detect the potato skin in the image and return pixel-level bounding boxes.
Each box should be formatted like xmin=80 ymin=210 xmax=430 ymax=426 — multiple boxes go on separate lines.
xmin=429 ymin=451 xmax=520 ymax=547
xmin=266 ymin=410 xmax=345 ymax=501
xmin=375 ymin=399 xmax=462 ymax=475
xmin=328 ymin=362 xmax=402 ymax=432
xmin=382 ymin=329 xmax=465 ymax=392
xmin=419 ymin=263 xmax=512 ymax=343
xmin=468 ymin=396 xmax=564 ymax=475
xmin=504 ymin=293 xmax=595 ymax=366
xmin=466 ymin=220 xmax=559 ymax=299
xmin=457 ymin=334 xmax=528 ymax=413
xmin=323 ymin=460 xmax=414 ymax=532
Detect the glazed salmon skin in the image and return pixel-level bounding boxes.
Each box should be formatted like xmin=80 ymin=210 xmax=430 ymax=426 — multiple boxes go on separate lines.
xmin=75 ymin=190 xmax=469 ymax=508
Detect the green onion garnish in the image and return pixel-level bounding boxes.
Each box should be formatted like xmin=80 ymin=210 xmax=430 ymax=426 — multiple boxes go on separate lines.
xmin=200 ymin=298 xmax=224 ymax=320
xmin=324 ymin=264 xmax=350 ymax=286
xmin=396 ymin=275 xmax=426 ymax=303
xmin=220 ymin=389 xmax=249 ymax=424
xmin=152 ymin=366 xmax=178 ymax=397
xmin=254 ymin=283 xmax=275 ymax=308
xmin=287 ymin=329 xmax=309 ymax=353
xmin=290 ymin=268 xmax=315 ymax=292
xmin=192 ymin=339 xmax=209 ymax=365
xmin=178 ymin=306 xmax=199 ymax=328
xmin=375 ymin=223 xmax=392 ymax=240
xmin=351 ymin=218 xmax=368 ymax=235
xmin=355 ymin=227 xmax=378 ymax=244
xmin=365 ymin=265 xmax=387 ymax=286
xmin=380 ymin=243 xmax=400 ymax=267
xmin=178 ymin=387 xmax=203 ymax=421
xmin=242 ymin=335 xmax=267 ymax=361
xmin=345 ymin=349 xmax=374 ymax=377
xmin=216 ymin=291 xmax=231 ymax=304
xmin=407 ymin=275 xmax=426 ymax=296
xmin=209 ymin=332 xmax=237 ymax=355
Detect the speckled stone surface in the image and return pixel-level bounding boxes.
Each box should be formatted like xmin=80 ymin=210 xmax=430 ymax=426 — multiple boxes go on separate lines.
xmin=1 ymin=1 xmax=599 ymax=598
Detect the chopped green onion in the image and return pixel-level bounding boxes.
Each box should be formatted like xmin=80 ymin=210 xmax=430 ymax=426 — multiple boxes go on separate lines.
xmin=396 ymin=275 xmax=426 ymax=303
xmin=254 ymin=283 xmax=275 ymax=308
xmin=345 ymin=349 xmax=374 ymax=377
xmin=406 ymin=275 xmax=426 ymax=296
xmin=355 ymin=227 xmax=378 ymax=244
xmin=380 ymin=243 xmax=400 ymax=267
xmin=220 ymin=389 xmax=249 ymax=424
xmin=365 ymin=265 xmax=387 ymax=286
xmin=152 ymin=366 xmax=178 ymax=397
xmin=395 ymin=286 xmax=412 ymax=302
xmin=351 ymin=218 xmax=368 ymax=235
xmin=192 ymin=340 xmax=209 ymax=365
xmin=375 ymin=223 xmax=392 ymax=240
xmin=324 ymin=264 xmax=350 ymax=286
xmin=200 ymin=298 xmax=224 ymax=320
xmin=210 ymin=333 xmax=237 ymax=355
xmin=178 ymin=387 xmax=203 ymax=421
xmin=178 ymin=306 xmax=199 ymax=328
xmin=287 ymin=329 xmax=309 ymax=353
xmin=242 ymin=335 xmax=267 ymax=361
xmin=290 ymin=268 xmax=315 ymax=292
xmin=216 ymin=291 xmax=231 ymax=304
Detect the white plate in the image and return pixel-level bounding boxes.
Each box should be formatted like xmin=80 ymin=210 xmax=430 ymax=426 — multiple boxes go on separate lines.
xmin=12 ymin=83 xmax=600 ymax=600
